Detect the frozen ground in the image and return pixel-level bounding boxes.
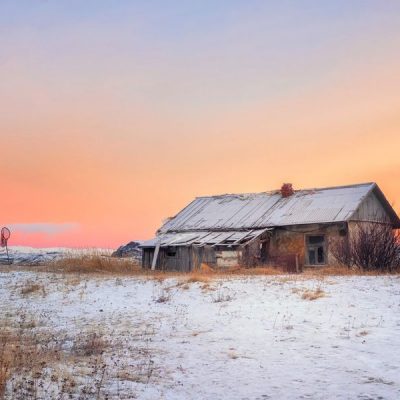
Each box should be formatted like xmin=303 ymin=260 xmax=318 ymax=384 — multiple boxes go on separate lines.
xmin=0 ymin=271 xmax=399 ymax=399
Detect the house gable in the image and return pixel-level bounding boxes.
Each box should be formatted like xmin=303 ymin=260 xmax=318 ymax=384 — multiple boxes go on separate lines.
xmin=349 ymin=184 xmax=400 ymax=228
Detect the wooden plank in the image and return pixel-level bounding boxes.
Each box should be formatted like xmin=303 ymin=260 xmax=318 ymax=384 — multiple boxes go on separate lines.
xmin=151 ymin=242 xmax=160 ymax=271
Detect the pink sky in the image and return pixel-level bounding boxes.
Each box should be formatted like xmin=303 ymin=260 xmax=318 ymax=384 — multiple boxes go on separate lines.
xmin=1 ymin=1 xmax=399 ymax=248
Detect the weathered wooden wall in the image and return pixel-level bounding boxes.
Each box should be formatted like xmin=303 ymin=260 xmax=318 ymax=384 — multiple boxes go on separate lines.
xmin=190 ymin=246 xmax=243 ymax=270
xmin=142 ymin=244 xmax=243 ymax=271
xmin=142 ymin=248 xmax=152 ymax=268
xmin=142 ymin=224 xmax=347 ymax=271
xmin=351 ymin=191 xmax=388 ymax=222
xmin=142 ymin=246 xmax=193 ymax=271
xmin=269 ymin=223 xmax=345 ymax=267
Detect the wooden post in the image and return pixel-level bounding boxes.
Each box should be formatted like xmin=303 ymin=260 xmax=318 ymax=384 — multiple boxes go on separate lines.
xmin=295 ymin=254 xmax=299 ymax=273
xmin=151 ymin=242 xmax=160 ymax=271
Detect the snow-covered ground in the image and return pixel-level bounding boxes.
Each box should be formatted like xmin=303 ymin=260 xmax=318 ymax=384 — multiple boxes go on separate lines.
xmin=0 ymin=271 xmax=399 ymax=399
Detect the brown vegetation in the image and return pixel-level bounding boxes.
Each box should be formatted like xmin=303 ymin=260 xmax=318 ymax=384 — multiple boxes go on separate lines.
xmin=331 ymin=222 xmax=400 ymax=272
xmin=72 ymin=332 xmax=108 ymax=357
xmin=0 ymin=325 xmax=65 ymax=399
xmin=302 ymin=264 xmax=400 ymax=277
xmin=0 ymin=311 xmax=156 ymax=399
xmin=20 ymin=281 xmax=45 ymax=296
xmin=49 ymin=250 xmax=139 ymax=274
xmin=184 ymin=273 xmax=211 ymax=284
xmin=301 ymin=288 xmax=325 ymax=301
xmin=7 ymin=246 xmax=399 ymax=278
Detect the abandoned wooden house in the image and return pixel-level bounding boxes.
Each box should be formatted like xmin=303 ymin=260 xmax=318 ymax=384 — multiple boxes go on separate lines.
xmin=141 ymin=182 xmax=400 ymax=272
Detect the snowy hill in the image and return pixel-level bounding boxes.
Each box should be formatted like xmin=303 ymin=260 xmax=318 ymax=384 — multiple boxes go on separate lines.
xmin=0 ymin=246 xmax=112 ymax=265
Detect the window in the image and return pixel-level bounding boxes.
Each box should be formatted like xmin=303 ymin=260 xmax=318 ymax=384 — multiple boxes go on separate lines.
xmin=306 ymin=235 xmax=326 ymax=265
xmin=167 ymin=249 xmax=176 ymax=257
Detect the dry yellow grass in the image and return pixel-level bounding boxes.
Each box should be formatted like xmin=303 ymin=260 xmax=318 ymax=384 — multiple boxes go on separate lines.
xmin=185 ymin=273 xmax=211 ymax=283
xmin=203 ymin=265 xmax=286 ymax=276
xmin=72 ymin=332 xmax=108 ymax=357
xmin=180 ymin=283 xmax=190 ymax=290
xmin=45 ymin=254 xmax=290 ymax=278
xmin=20 ymin=282 xmax=45 ymax=296
xmin=200 ymin=282 xmax=215 ymax=292
xmin=0 ymin=320 xmax=110 ymax=399
xmin=301 ymin=288 xmax=326 ymax=301
xmin=0 ymin=328 xmax=63 ymax=398
xmin=64 ymin=275 xmax=82 ymax=286
xmin=49 ymin=251 xmax=139 ymax=274
xmin=7 ymin=252 xmax=397 ymax=278
xmin=199 ymin=263 xmax=213 ymax=273
xmin=302 ymin=265 xmax=399 ymax=277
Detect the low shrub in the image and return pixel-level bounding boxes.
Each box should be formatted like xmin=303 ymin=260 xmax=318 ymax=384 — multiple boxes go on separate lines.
xmin=332 ymin=222 xmax=400 ymax=272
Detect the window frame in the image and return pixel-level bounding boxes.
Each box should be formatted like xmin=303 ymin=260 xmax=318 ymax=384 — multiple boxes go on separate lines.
xmin=305 ymin=234 xmax=327 ymax=266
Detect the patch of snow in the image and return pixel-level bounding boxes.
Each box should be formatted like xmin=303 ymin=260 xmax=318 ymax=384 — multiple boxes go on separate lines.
xmin=0 ymin=273 xmax=399 ymax=399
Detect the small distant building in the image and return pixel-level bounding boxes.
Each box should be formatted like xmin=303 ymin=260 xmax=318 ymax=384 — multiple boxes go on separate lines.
xmin=141 ymin=182 xmax=400 ymax=272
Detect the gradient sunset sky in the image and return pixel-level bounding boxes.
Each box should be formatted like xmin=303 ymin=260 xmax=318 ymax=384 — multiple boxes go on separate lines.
xmin=1 ymin=1 xmax=399 ymax=248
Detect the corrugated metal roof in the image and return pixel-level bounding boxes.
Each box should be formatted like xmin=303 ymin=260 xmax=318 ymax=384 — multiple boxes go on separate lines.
xmin=159 ymin=183 xmax=376 ymax=233
xmin=141 ymin=228 xmax=269 ymax=248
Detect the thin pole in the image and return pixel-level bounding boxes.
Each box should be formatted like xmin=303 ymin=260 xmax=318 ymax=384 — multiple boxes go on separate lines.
xmin=1 ymin=227 xmax=11 ymax=265
xmin=5 ymin=242 xmax=9 ymax=264
xmin=151 ymin=242 xmax=160 ymax=271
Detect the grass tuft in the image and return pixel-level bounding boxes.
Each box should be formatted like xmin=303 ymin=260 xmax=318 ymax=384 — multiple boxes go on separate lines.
xmin=20 ymin=282 xmax=45 ymax=297
xmin=72 ymin=332 xmax=108 ymax=357
xmin=301 ymin=288 xmax=325 ymax=301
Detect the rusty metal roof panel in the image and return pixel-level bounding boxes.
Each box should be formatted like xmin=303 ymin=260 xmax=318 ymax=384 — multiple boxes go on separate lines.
xmin=159 ymin=183 xmax=376 ymax=233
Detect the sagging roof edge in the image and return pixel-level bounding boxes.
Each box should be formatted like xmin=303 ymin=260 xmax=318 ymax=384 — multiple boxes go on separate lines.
xmin=140 ymin=228 xmax=273 ymax=248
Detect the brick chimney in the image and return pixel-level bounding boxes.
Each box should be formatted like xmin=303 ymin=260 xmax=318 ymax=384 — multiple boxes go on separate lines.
xmin=281 ymin=183 xmax=294 ymax=198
